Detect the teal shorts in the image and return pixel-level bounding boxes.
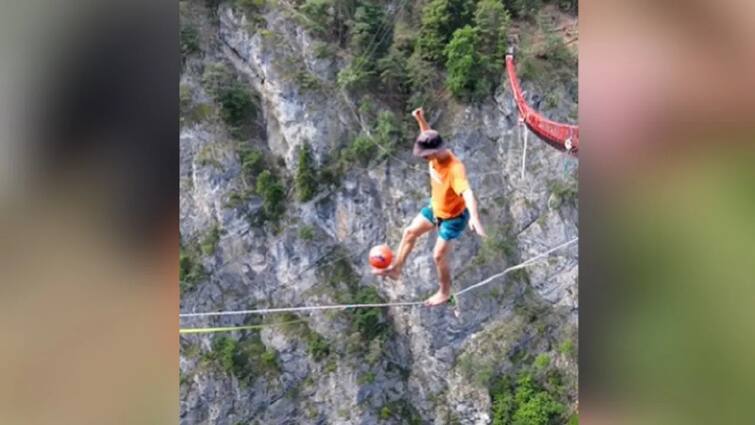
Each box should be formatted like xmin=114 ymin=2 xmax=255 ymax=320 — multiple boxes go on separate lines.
xmin=421 ymin=205 xmax=470 ymax=241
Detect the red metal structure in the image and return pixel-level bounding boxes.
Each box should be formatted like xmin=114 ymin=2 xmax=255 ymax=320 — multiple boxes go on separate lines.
xmin=505 ymin=54 xmax=579 ymax=155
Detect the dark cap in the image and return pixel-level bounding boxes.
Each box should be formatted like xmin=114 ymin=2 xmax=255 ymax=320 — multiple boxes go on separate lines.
xmin=413 ymin=130 xmax=447 ymax=157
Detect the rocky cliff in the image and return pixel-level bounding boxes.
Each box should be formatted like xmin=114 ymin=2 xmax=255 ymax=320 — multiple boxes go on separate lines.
xmin=179 ymin=1 xmax=578 ymax=424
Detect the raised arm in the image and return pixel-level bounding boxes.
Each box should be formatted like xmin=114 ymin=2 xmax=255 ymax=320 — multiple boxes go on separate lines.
xmin=411 ymin=107 xmax=431 ymax=132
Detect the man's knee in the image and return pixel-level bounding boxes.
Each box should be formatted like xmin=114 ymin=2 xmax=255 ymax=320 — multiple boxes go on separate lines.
xmin=433 ymin=247 xmax=447 ymax=264
xmin=404 ymin=226 xmax=420 ymax=241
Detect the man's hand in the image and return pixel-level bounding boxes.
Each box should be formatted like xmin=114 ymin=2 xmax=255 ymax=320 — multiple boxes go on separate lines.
xmin=469 ymin=216 xmax=487 ymax=238
xmin=412 ymin=107 xmax=430 ymax=132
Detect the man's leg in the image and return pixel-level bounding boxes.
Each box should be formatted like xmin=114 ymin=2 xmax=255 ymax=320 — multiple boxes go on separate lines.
xmin=425 ymin=236 xmax=453 ymax=305
xmin=374 ymin=213 xmax=434 ymax=280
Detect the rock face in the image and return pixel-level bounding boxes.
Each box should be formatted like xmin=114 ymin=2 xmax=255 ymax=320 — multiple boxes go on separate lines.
xmin=180 ymin=2 xmax=578 ymax=424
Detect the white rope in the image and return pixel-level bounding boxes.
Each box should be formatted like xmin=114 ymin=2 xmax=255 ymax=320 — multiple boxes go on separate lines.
xmin=179 ymin=237 xmax=577 ymax=318
xmin=453 ymin=237 xmax=577 ymax=297
xmin=520 ymin=122 xmax=528 ymax=181
xmin=180 ymin=301 xmax=424 ymax=318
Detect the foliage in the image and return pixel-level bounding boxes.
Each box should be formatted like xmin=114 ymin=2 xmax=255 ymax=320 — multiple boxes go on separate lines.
xmin=350 ymin=286 xmax=388 ymax=341
xmin=379 ymin=406 xmax=392 ymax=420
xmin=534 ymin=353 xmax=550 ymax=370
xmin=543 ymin=33 xmax=576 ymax=69
xmin=444 ymin=26 xmax=485 ymax=100
xmin=235 ymin=0 xmax=266 ymax=10
xmin=202 ymin=63 xmax=233 ymax=96
xmin=201 ymin=63 xmax=257 ymax=138
xmin=306 ymin=332 xmax=331 ymax=361
xmin=180 ymin=24 xmax=200 ymax=58
xmin=255 ymin=170 xmax=286 ymax=222
xmin=372 ymin=111 xmax=402 ymax=159
xmin=357 ymin=370 xmax=376 ymax=385
xmin=444 ymin=0 xmax=509 ymax=102
xmin=406 ymin=51 xmax=438 ymax=110
xmin=319 ymin=257 xmax=390 ymax=342
xmin=196 ymin=144 xmax=224 ymax=170
xmin=225 ymin=145 xmax=267 ymax=211
xmin=474 ymin=0 xmax=510 ymax=59
xmin=337 ymin=57 xmax=375 ymax=91
xmin=217 ymin=80 xmax=256 ymax=137
xmin=491 ymin=373 xmax=566 ymax=425
xmin=200 ymin=223 xmax=221 ymax=255
xmin=239 ymin=146 xmax=265 ymax=181
xmin=474 ymin=0 xmax=510 ymax=82
xmin=503 ymin=0 xmax=542 ymax=19
xmin=559 ymin=0 xmax=578 ymax=13
xmin=377 ymin=48 xmax=411 ymax=96
xmin=180 ymin=84 xmax=192 ymax=114
xmin=378 ymin=400 xmax=423 ymax=424
xmin=206 ymin=333 xmax=280 ymax=386
xmin=342 ymin=133 xmax=377 ymax=167
xmin=181 ymin=84 xmax=214 ymax=125
xmin=416 ymin=0 xmax=475 ymax=64
xmin=340 ymin=110 xmax=402 ymax=167
xmin=516 ymin=32 xmax=576 ymax=99
xmin=298 ymin=224 xmax=315 ymax=241
xmin=559 ymin=340 xmax=575 ymax=357
xmin=295 ymin=143 xmax=319 ymax=202
xmin=472 ymin=225 xmax=515 ymax=266
xmin=350 ymin=2 xmax=389 ymax=59
xmin=313 ymin=40 xmax=337 ymax=59
xmin=294 ymin=69 xmax=322 ymax=90
xmin=299 ymin=0 xmax=354 ymax=43
xmin=180 ymin=244 xmax=206 ymax=293
xmin=299 ymin=0 xmax=332 ymax=37
xmin=547 ymin=178 xmax=578 ymax=207
xmin=275 ymin=312 xmax=330 ymax=362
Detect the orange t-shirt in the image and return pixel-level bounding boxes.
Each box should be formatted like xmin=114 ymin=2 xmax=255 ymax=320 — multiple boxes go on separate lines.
xmin=429 ymin=152 xmax=470 ymax=219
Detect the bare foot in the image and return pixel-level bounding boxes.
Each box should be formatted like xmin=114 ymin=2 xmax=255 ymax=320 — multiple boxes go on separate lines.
xmin=372 ymin=265 xmax=401 ymax=280
xmin=424 ymin=290 xmax=451 ymax=306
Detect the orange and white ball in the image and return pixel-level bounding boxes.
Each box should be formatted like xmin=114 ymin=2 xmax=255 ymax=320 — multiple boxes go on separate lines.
xmin=368 ymin=244 xmax=393 ymax=269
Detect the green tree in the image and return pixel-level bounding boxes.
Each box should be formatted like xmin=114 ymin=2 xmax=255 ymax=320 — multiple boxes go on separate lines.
xmin=180 ymin=24 xmax=200 ymax=58
xmin=337 ymin=1 xmax=389 ymax=91
xmin=255 ymin=170 xmax=286 ymax=221
xmin=350 ymin=2 xmax=388 ymax=59
xmin=337 ymin=57 xmax=375 ymax=90
xmin=300 ymin=0 xmax=356 ymax=45
xmin=377 ymin=48 xmax=411 ymax=96
xmin=201 ymin=64 xmax=257 ymax=138
xmin=300 ymin=0 xmax=332 ymax=37
xmin=445 ymin=26 xmax=486 ymax=100
xmin=491 ymin=372 xmax=567 ymax=425
xmin=444 ymin=0 xmax=510 ymax=103
xmin=503 ymin=0 xmax=542 ymax=19
xmin=406 ymin=51 xmax=437 ymax=109
xmin=342 ymin=133 xmax=376 ymax=166
xmin=295 ymin=143 xmax=318 ymax=202
xmin=416 ymin=0 xmax=475 ymax=64
xmin=373 ymin=110 xmax=401 ymax=158
xmin=239 ymin=146 xmax=264 ymax=181
xmin=474 ymin=0 xmax=510 ymax=76
xmin=350 ymin=286 xmax=388 ymax=340
xmin=217 ymin=80 xmax=255 ymax=136
xmin=179 ymin=247 xmax=206 ymax=292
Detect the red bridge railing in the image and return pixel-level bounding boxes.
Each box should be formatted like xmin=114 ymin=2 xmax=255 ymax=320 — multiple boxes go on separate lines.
xmin=505 ymin=54 xmax=579 ymax=155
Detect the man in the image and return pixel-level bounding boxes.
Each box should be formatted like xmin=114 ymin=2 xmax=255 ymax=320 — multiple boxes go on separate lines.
xmin=373 ymin=107 xmax=486 ymax=306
